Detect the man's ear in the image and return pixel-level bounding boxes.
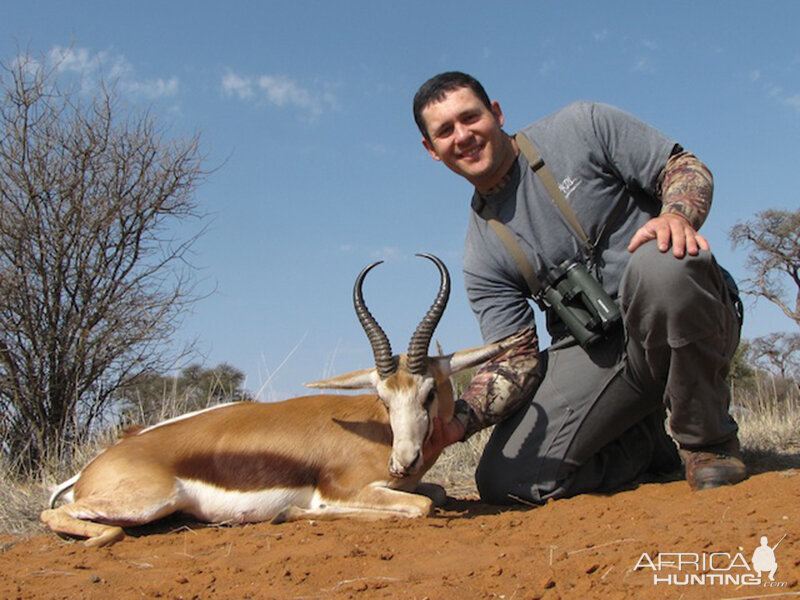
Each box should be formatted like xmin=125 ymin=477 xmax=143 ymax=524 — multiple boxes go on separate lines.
xmin=491 ymin=100 xmax=504 ymax=128
xmin=422 ymin=138 xmax=441 ymax=162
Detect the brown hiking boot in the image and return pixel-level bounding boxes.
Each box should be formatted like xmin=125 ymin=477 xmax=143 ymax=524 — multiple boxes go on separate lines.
xmin=680 ymin=438 xmax=747 ymax=491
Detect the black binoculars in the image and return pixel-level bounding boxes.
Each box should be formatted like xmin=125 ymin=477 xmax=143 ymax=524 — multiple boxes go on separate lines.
xmin=539 ymin=261 xmax=621 ymax=347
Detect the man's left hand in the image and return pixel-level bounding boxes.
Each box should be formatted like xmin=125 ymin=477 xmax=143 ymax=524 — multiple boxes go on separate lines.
xmin=422 ymin=416 xmax=465 ymax=466
xmin=627 ymin=213 xmax=710 ymax=257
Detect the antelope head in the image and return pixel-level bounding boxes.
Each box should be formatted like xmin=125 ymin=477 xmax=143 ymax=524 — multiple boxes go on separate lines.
xmin=307 ymin=253 xmax=508 ymax=478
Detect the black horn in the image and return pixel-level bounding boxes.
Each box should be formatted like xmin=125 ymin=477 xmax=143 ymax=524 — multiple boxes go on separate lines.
xmin=406 ymin=253 xmax=450 ymax=375
xmin=353 ymin=261 xmax=396 ymax=379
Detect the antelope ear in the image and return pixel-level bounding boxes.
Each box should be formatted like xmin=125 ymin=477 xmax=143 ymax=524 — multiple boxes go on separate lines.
xmin=425 ymin=358 xmax=456 ymax=421
xmin=442 ymin=340 xmax=510 ymax=375
xmin=305 ymin=367 xmax=380 ymax=390
xmin=436 ymin=378 xmax=456 ymax=422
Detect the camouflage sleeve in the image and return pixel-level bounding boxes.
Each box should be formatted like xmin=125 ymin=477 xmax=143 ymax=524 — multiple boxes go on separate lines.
xmin=453 ymin=326 xmax=543 ymax=439
xmin=656 ymin=149 xmax=714 ymax=231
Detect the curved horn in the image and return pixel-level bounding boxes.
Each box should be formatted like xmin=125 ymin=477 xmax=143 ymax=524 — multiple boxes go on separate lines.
xmin=406 ymin=253 xmax=450 ymax=375
xmin=353 ymin=261 xmax=396 ymax=379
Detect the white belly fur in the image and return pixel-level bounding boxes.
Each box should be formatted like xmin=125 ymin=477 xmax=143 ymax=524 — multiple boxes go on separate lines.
xmin=177 ymin=478 xmax=316 ymax=523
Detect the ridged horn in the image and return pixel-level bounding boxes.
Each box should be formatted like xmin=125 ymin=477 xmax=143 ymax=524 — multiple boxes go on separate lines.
xmin=353 ymin=261 xmax=396 ymax=379
xmin=406 ymin=253 xmax=450 ymax=375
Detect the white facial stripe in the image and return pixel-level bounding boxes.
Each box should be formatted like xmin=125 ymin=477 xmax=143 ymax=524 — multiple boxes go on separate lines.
xmin=381 ymin=377 xmax=436 ymax=474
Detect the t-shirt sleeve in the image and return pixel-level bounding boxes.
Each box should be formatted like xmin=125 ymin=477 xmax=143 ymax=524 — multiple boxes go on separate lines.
xmin=463 ymin=237 xmax=536 ymax=344
xmin=586 ymin=102 xmax=676 ymax=197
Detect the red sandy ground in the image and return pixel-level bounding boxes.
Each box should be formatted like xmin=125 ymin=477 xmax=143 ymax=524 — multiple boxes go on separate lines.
xmin=1 ymin=471 xmax=798 ymax=600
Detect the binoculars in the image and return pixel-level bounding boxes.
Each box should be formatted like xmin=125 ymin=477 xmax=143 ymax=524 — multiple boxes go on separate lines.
xmin=539 ymin=261 xmax=622 ymax=347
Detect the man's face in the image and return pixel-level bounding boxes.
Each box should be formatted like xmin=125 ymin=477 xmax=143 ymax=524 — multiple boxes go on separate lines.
xmin=420 ymin=86 xmax=512 ymax=192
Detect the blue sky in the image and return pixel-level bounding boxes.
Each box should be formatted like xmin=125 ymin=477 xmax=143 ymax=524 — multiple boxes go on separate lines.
xmin=2 ymin=1 xmax=798 ymax=399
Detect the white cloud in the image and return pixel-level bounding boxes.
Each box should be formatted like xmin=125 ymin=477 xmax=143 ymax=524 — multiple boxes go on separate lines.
xmin=364 ymin=142 xmax=387 ymax=155
xmin=120 ymin=76 xmax=179 ymax=100
xmin=782 ymin=93 xmax=800 ymax=113
xmin=221 ymin=70 xmax=254 ymax=100
xmin=49 ymin=46 xmax=97 ymax=74
xmin=632 ymin=57 xmax=654 ymax=73
xmin=257 ymin=75 xmax=316 ymax=110
xmin=370 ymin=246 xmax=401 ymax=261
xmin=45 ymin=45 xmax=179 ymax=100
xmin=221 ymin=69 xmax=336 ymax=120
xmin=539 ymin=59 xmax=556 ymax=76
xmin=592 ymin=29 xmax=609 ymax=42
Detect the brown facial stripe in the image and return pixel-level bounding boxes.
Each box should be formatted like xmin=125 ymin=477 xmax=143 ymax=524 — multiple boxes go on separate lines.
xmin=380 ymin=368 xmax=416 ymax=393
xmin=176 ymin=451 xmax=320 ymax=492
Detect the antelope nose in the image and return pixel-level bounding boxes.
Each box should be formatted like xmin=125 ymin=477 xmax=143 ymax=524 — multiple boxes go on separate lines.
xmin=389 ymin=449 xmax=422 ymax=478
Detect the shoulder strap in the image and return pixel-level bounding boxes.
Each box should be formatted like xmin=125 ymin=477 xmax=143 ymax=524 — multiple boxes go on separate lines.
xmin=515 ymin=133 xmax=590 ymax=246
xmin=473 ymin=195 xmax=541 ymax=297
xmin=472 ymin=132 xmax=628 ymax=297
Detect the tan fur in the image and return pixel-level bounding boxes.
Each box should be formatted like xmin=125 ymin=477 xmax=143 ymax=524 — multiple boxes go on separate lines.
xmin=41 ymin=394 xmax=426 ymax=545
xmin=41 ymin=341 xmax=516 ymax=546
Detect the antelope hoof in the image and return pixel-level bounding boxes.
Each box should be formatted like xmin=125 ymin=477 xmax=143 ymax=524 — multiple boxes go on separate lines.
xmin=84 ymin=527 xmax=125 ymax=548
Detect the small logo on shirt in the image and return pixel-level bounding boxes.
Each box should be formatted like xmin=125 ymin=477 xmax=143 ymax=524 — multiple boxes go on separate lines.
xmin=559 ymin=176 xmax=582 ymax=198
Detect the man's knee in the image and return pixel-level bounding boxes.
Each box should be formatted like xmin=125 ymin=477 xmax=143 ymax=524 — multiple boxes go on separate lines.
xmin=621 ymin=241 xmax=729 ymax=345
xmin=624 ymin=240 xmax=716 ymax=301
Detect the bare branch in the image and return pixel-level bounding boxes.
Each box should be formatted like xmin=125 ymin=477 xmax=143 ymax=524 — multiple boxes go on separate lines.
xmin=730 ymin=208 xmax=800 ymax=327
xmin=0 ymin=52 xmax=207 ymax=473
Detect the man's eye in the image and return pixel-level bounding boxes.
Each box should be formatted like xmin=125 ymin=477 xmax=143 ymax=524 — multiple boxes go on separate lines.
xmin=436 ymin=125 xmax=453 ymax=138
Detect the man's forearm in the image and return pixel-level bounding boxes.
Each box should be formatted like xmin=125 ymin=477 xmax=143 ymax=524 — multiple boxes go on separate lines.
xmin=657 ymin=149 xmax=714 ymax=230
xmin=454 ymin=326 xmax=543 ymax=438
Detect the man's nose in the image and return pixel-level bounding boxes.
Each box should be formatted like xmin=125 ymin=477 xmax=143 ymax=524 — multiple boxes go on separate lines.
xmin=454 ymin=122 xmax=471 ymax=143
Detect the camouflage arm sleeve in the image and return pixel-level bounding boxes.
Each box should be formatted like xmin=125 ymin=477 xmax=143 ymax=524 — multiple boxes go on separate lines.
xmin=656 ymin=149 xmax=714 ymax=231
xmin=453 ymin=326 xmax=543 ymax=439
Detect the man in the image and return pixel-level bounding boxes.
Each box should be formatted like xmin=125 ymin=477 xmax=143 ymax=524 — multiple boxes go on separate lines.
xmin=415 ymin=71 xmax=745 ymax=504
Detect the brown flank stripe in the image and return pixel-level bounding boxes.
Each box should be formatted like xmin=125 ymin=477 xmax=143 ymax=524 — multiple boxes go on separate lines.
xmin=176 ymin=451 xmax=320 ymax=492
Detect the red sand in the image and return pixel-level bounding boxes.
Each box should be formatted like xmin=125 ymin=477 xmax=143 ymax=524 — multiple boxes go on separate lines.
xmin=2 ymin=471 xmax=798 ymax=599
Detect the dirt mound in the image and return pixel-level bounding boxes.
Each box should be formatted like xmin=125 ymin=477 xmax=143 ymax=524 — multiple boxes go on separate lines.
xmin=1 ymin=471 xmax=798 ymax=599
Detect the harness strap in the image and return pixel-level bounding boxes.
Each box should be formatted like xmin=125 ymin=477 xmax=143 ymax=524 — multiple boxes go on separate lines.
xmin=472 ymin=131 xmax=629 ymax=297
xmin=515 ymin=133 xmax=590 ymax=246
xmin=473 ymin=195 xmax=541 ymax=297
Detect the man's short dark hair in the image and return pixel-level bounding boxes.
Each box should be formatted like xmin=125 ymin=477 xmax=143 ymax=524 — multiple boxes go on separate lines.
xmin=413 ymin=71 xmax=492 ymax=142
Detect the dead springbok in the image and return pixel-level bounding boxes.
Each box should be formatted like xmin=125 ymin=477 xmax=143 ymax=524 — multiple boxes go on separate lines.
xmin=41 ymin=254 xmax=514 ymax=546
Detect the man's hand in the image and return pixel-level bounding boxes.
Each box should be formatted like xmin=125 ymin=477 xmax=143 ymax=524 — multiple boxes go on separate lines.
xmin=627 ymin=212 xmax=710 ymax=257
xmin=422 ymin=416 xmax=466 ymax=465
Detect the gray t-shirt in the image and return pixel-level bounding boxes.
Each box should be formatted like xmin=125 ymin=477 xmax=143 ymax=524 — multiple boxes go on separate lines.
xmin=463 ymin=101 xmax=676 ymax=344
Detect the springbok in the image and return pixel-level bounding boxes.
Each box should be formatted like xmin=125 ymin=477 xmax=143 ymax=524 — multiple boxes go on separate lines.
xmin=41 ymin=254 xmax=515 ymax=546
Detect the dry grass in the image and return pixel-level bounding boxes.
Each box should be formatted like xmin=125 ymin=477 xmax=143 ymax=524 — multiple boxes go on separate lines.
xmin=0 ymin=426 xmax=122 ymax=537
xmin=425 ymin=428 xmax=494 ymax=496
xmin=0 ymin=388 xmax=212 ymax=538
xmin=2 ymin=376 xmax=799 ymax=538
xmin=734 ymin=376 xmax=800 ymax=473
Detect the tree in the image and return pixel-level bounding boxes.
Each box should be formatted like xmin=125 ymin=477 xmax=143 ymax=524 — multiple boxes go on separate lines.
xmin=728 ymin=338 xmax=756 ymax=391
xmin=0 ymin=54 xmax=206 ymax=473
xmin=747 ymin=332 xmax=800 ymax=382
xmin=730 ymin=208 xmax=800 ymax=327
xmin=117 ymin=364 xmax=253 ymax=425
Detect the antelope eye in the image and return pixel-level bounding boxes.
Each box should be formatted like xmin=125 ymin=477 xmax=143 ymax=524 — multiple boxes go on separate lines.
xmin=423 ymin=388 xmax=436 ymax=409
